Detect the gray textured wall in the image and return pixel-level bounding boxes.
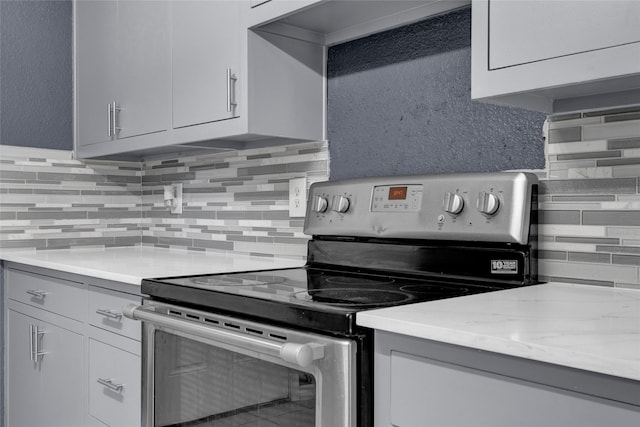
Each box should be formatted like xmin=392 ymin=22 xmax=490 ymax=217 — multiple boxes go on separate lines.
xmin=327 ymin=7 xmax=547 ymax=180
xmin=0 ymin=0 xmax=73 ymax=150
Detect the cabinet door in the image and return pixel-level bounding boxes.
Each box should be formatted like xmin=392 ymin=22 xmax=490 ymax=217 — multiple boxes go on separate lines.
xmin=7 ymin=310 xmax=41 ymax=427
xmin=76 ymin=0 xmax=118 ymax=147
xmin=38 ymin=319 xmax=85 ymax=427
xmin=117 ymin=0 xmax=170 ymax=139
xmin=488 ymin=0 xmax=640 ymax=70
xmin=172 ymin=0 xmax=241 ymax=129
xmin=89 ymin=339 xmax=141 ymax=427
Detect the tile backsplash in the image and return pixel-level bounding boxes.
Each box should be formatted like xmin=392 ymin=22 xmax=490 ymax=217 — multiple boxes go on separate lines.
xmin=140 ymin=142 xmax=328 ymax=258
xmin=538 ymin=108 xmax=640 ymax=288
xmin=0 ymin=147 xmax=142 ymax=249
xmin=1 ymin=109 xmax=639 ymax=287
xmin=0 ymin=141 xmax=329 ymax=260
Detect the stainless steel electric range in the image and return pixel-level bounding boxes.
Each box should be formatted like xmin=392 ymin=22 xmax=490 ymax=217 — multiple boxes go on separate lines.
xmin=125 ymin=172 xmax=538 ymax=427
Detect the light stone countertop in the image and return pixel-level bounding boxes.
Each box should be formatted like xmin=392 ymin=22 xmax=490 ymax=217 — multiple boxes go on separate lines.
xmin=0 ymin=246 xmax=304 ymax=285
xmin=357 ymin=282 xmax=640 ymax=381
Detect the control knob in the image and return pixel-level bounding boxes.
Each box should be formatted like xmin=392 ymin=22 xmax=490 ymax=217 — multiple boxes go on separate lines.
xmin=313 ymin=196 xmax=328 ymax=213
xmin=332 ymin=195 xmax=350 ymax=213
xmin=443 ymin=192 xmax=464 ymax=215
xmin=477 ymin=191 xmax=500 ymax=216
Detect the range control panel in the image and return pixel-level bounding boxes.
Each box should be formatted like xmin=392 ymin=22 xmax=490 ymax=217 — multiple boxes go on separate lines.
xmin=371 ymin=185 xmax=424 ymax=212
xmin=304 ymin=172 xmax=537 ymax=245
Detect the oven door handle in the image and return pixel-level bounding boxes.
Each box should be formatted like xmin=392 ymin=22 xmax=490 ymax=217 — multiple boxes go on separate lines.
xmin=123 ymin=304 xmax=325 ymax=368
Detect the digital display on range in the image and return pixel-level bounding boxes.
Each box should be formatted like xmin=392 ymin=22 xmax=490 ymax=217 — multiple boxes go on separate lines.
xmin=388 ymin=186 xmax=408 ymax=200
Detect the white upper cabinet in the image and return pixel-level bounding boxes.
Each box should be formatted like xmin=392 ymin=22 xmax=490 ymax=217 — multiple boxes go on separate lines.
xmin=172 ymin=1 xmax=241 ymax=129
xmin=76 ymin=0 xmax=118 ymax=147
xmin=75 ymin=0 xmax=324 ymax=160
xmin=471 ymin=0 xmax=640 ymax=113
xmin=76 ymin=0 xmax=170 ymax=149
xmin=117 ymin=1 xmax=170 ymax=139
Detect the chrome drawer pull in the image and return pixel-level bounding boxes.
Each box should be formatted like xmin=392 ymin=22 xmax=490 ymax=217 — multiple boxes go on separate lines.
xmin=97 ymin=378 xmax=124 ymax=392
xmin=26 ymin=290 xmax=48 ymax=298
xmin=96 ymin=308 xmax=123 ymax=320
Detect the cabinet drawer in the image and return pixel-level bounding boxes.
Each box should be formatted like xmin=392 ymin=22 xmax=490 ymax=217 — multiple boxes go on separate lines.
xmin=89 ymin=339 xmax=141 ymax=427
xmin=89 ymin=286 xmax=141 ymax=341
xmin=6 ymin=268 xmax=87 ymax=321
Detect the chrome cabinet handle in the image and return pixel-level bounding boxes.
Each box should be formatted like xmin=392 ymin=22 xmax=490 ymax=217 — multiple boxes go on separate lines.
xmin=26 ymin=290 xmax=48 ymax=298
xmin=226 ymin=68 xmax=237 ymax=113
xmin=97 ymin=378 xmax=124 ymax=392
xmin=96 ymin=308 xmax=123 ymax=319
xmin=30 ymin=325 xmax=46 ymax=362
xmin=107 ymin=103 xmax=112 ymax=137
xmin=29 ymin=325 xmax=35 ymax=362
xmin=111 ymin=101 xmax=121 ymax=135
xmin=124 ymin=304 xmax=325 ymax=368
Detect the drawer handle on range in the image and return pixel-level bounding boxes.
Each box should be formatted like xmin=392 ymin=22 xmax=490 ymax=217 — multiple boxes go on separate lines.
xmin=123 ymin=304 xmax=325 ymax=368
xmin=96 ymin=308 xmax=123 ymax=319
xmin=97 ymin=378 xmax=124 ymax=392
xmin=26 ymin=290 xmax=48 ymax=298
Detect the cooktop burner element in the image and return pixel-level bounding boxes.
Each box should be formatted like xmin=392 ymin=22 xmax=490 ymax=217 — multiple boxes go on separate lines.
xmin=293 ymin=288 xmax=413 ymax=307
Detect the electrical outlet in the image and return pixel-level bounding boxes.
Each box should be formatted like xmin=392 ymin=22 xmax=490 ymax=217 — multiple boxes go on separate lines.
xmin=289 ymin=177 xmax=307 ymax=217
xmin=164 ymin=183 xmax=183 ymax=214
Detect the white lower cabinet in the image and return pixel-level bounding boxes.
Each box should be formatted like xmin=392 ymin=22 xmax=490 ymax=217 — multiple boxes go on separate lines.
xmin=89 ymin=339 xmax=141 ymax=427
xmin=7 ymin=309 xmax=85 ymax=427
xmin=3 ymin=264 xmax=142 ymax=427
xmin=374 ymin=331 xmax=640 ymax=427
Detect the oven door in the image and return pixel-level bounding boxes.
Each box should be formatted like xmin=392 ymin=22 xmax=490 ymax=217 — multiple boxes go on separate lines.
xmin=124 ymin=300 xmax=357 ymax=427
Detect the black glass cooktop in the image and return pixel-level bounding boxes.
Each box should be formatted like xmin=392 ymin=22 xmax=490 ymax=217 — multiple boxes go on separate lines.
xmin=142 ymin=267 xmax=502 ymax=335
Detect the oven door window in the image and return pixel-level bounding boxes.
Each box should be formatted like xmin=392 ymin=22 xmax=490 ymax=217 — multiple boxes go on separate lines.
xmin=153 ymin=330 xmax=316 ymax=426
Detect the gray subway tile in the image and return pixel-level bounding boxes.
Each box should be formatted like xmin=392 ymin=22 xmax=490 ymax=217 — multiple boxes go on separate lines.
xmin=237 ymin=165 xmax=287 ymax=176
xmin=584 ymin=106 xmax=640 ymax=118
xmin=551 ymin=195 xmax=616 ymax=202
xmin=263 ymin=211 xmax=291 ymax=220
xmin=274 ymin=237 xmax=309 ymax=245
xmin=38 ymin=172 xmax=106 ymax=183
xmin=217 ymin=211 xmax=263 ymax=220
xmin=0 ymin=239 xmax=47 ymax=249
xmin=47 ymin=237 xmax=114 ymax=248
xmin=548 ymin=126 xmax=582 ymax=143
xmin=568 ymin=252 xmax=611 ymax=263
xmin=556 ymin=236 xmax=620 ymax=245
xmin=556 ymin=151 xmax=620 ymax=161
xmin=538 ymin=210 xmax=581 ymax=224
xmin=0 ymin=170 xmax=37 ymax=180
xmin=246 ymin=154 xmax=272 ymax=160
xmin=17 ymin=211 xmax=87 ymax=220
xmin=604 ymin=112 xmax=640 ymax=123
xmin=234 ymin=191 xmax=288 ymax=201
xmin=538 ymin=250 xmax=567 ymax=260
xmin=193 ymin=239 xmax=234 ymax=251
xmin=540 ymin=178 xmax=637 ymax=195
xmin=227 ymin=235 xmax=257 ymax=242
xmin=583 ymin=210 xmax=640 ymax=226
xmin=596 ymin=158 xmax=640 ymax=167
xmin=88 ymin=211 xmax=139 ymax=219
xmin=607 ymin=137 xmax=640 ymax=150
xmin=548 ymin=113 xmax=582 ymax=122
xmin=158 ymin=237 xmax=194 ymax=247
xmin=286 ymin=160 xmax=328 ymax=173
xmin=612 ymin=254 xmax=640 ymax=266
xmin=596 ymin=245 xmax=640 ymax=255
